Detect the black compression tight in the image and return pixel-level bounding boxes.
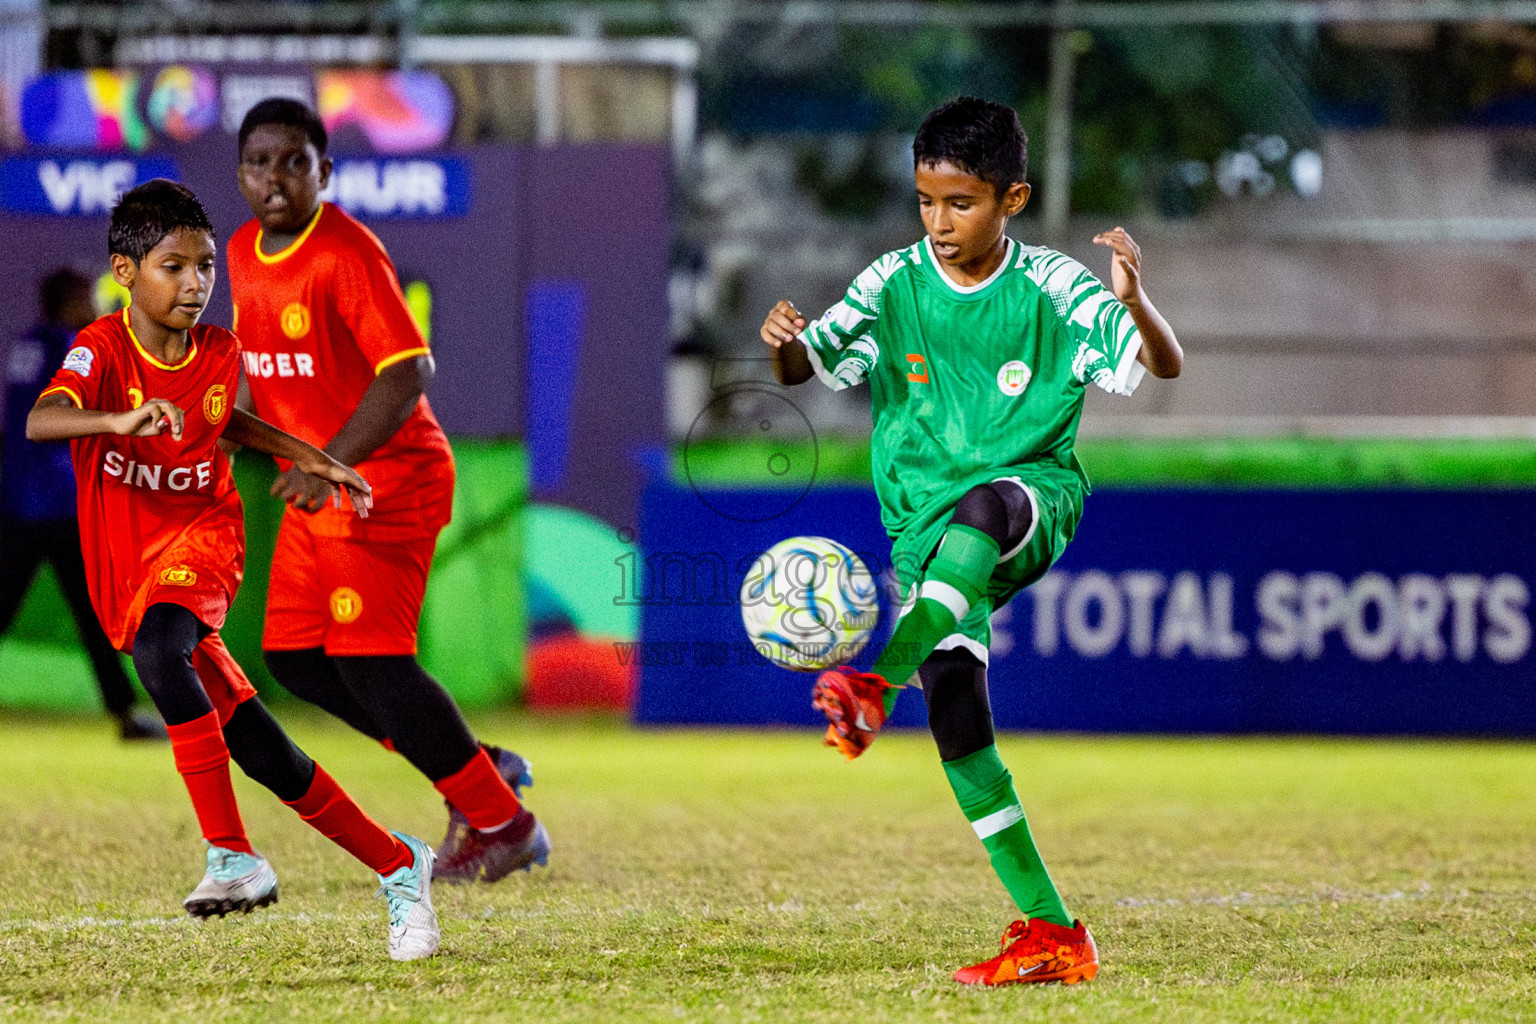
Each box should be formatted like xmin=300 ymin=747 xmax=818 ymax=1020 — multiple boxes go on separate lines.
xmin=265 ymin=648 xmax=481 ymax=782
xmin=132 ymin=604 xmax=215 ymax=726
xmin=135 ymin=605 xmax=318 ymax=800
xmin=949 ymin=479 xmax=1034 ymax=553
xmin=222 ymin=698 xmax=317 ymax=803
xmin=265 ymin=648 xmax=386 ymax=741
xmin=920 ymin=647 xmax=995 ymax=762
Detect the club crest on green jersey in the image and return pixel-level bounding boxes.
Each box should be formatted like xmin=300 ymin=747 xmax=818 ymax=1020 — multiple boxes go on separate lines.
xmin=997 ymin=360 xmax=1031 ymax=396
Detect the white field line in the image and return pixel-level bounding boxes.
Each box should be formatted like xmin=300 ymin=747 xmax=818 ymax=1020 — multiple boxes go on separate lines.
xmin=1115 ymin=885 xmax=1443 ymax=909
xmin=1 ymin=886 xmax=1499 ymax=935
xmin=0 ymin=910 xmax=367 ymax=934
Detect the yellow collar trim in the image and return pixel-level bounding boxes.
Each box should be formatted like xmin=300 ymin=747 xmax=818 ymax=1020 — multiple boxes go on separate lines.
xmin=255 ymin=203 xmax=325 ymax=265
xmin=123 ymin=307 xmax=198 ymax=371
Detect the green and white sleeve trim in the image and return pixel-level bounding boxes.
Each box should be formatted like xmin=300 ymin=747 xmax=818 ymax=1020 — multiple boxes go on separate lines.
xmin=1019 ymin=245 xmax=1146 ymax=397
xmin=797 ymin=245 xmax=915 ymax=391
xmin=801 ymin=334 xmax=878 ymax=391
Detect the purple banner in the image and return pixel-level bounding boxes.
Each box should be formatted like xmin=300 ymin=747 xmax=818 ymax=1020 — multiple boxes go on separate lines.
xmin=0 ymin=142 xmax=671 ymax=529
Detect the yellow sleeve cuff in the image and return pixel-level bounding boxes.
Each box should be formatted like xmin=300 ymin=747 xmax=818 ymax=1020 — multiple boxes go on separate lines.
xmin=38 ymin=385 xmax=82 ymax=408
xmin=374 ymin=347 xmax=432 ymax=375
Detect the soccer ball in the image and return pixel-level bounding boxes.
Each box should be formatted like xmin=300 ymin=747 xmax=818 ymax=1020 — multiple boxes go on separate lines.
xmin=739 ymin=536 xmax=880 ymax=671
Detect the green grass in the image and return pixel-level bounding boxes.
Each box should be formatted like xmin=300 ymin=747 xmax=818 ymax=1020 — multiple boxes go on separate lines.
xmin=2 ymin=712 xmax=1535 ymax=1022
xmin=678 ymin=436 xmax=1536 ymax=489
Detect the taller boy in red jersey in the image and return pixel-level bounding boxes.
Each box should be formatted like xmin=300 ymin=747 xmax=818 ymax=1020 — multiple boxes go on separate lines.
xmin=228 ymin=99 xmax=547 ymax=882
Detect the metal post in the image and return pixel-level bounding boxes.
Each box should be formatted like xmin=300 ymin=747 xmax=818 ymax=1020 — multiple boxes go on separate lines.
xmin=396 ymin=0 xmax=419 ymax=68
xmin=534 ymin=59 xmax=560 ymax=145
xmin=670 ymin=68 xmax=698 ymax=166
xmin=1042 ymin=0 xmax=1077 ymax=240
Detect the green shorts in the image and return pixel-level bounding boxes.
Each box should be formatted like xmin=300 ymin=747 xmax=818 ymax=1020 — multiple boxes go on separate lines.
xmin=889 ymin=462 xmax=1086 ymax=663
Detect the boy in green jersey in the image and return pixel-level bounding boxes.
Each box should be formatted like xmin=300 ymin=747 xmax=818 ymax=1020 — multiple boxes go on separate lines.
xmin=760 ymin=97 xmax=1183 ymax=986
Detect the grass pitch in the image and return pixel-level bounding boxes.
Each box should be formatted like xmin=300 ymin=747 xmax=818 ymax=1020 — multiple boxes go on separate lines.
xmin=1 ymin=711 xmax=1534 ymax=1023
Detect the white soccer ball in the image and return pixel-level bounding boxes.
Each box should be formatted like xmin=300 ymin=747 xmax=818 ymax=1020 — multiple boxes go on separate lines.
xmin=739 ymin=536 xmax=880 ymax=671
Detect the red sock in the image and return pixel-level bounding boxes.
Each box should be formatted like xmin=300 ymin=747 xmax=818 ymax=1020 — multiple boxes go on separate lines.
xmin=284 ymin=764 xmax=412 ymax=876
xmin=434 ymin=748 xmax=522 ymax=830
xmin=165 ymin=712 xmax=253 ymax=855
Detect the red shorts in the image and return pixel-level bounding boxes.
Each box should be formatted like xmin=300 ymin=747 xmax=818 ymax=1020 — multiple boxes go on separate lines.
xmin=263 ymin=506 xmax=447 ymax=656
xmin=114 ymin=536 xmax=243 ymax=654
xmin=191 ymin=633 xmax=259 ymax=724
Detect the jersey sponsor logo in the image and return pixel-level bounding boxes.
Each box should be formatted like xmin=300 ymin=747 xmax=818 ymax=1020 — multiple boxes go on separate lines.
xmin=329 ymin=586 xmax=363 ymax=624
xmin=63 ymin=346 xmax=94 ymax=377
xmin=202 ymin=384 xmax=227 ymax=424
xmin=906 ymin=353 xmax=929 ymax=383
xmin=280 ymin=302 xmax=311 ymax=340
xmin=127 ymin=387 xmax=143 ymax=409
xmin=158 ymin=565 xmax=198 ymax=587
xmin=242 ymin=350 xmax=316 ymax=379
xmin=103 ymin=451 xmax=214 ymax=492
xmin=997 ymin=360 xmax=1032 ymax=396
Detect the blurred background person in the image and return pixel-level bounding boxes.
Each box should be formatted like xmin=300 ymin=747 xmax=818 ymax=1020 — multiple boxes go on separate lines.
xmin=0 ymin=267 xmax=164 ymax=740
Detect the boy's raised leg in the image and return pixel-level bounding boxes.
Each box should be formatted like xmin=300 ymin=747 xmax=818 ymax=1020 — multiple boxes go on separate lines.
xmin=817 ymin=484 xmax=1013 ymax=758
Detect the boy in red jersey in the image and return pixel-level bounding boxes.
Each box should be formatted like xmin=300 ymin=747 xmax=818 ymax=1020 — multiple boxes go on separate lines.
xmin=227 ymin=98 xmax=547 ymax=883
xmin=29 ymin=179 xmax=439 ymax=961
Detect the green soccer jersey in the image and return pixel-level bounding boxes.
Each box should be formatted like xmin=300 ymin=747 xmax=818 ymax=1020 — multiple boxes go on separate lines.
xmin=799 ymin=236 xmax=1144 ymax=574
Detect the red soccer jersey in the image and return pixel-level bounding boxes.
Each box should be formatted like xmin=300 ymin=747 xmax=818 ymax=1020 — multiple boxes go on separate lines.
xmin=227 ymin=203 xmax=454 ymax=539
xmin=41 ymin=309 xmax=244 ymax=650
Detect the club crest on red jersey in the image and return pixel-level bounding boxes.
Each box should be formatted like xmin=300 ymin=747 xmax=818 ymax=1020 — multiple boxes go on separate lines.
xmin=159 ymin=565 xmax=197 ymax=587
xmin=203 ymin=384 xmax=227 ymax=424
xmin=330 ymin=586 xmax=363 ymax=624
xmin=280 ymin=302 xmax=311 ymax=341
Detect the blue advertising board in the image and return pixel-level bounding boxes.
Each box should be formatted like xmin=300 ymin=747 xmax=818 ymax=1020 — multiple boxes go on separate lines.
xmin=634 ymin=482 xmax=1536 ymax=735
xmin=0 ymin=156 xmax=180 ymax=215
xmin=320 ymin=156 xmax=471 ymax=219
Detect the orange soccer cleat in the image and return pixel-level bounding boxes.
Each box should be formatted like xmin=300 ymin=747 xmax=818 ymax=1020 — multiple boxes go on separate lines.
xmin=953 ymin=918 xmax=1099 ymax=986
xmin=811 ymin=666 xmax=896 ymax=760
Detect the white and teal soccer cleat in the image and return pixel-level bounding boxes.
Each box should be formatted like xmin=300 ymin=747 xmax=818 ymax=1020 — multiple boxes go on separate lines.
xmin=183 ymin=844 xmax=279 ymax=919
xmin=376 ymin=832 xmax=439 ymax=961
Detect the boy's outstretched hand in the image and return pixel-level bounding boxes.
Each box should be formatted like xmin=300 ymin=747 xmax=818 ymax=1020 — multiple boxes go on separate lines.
xmin=113 ymin=398 xmax=184 ymax=440
xmin=761 ymin=300 xmax=807 ymax=348
xmin=1092 ymin=226 xmax=1144 ymax=307
xmin=1093 ymin=225 xmax=1184 ymax=379
xmin=292 ymin=454 xmax=374 ymax=519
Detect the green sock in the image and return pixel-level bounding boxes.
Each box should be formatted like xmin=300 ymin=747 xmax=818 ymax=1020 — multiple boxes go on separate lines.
xmin=871 ymin=524 xmax=999 ymax=715
xmin=942 ymin=745 xmax=1072 ymax=927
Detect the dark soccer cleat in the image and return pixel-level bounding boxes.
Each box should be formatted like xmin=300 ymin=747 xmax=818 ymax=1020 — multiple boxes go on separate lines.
xmin=116 ymin=709 xmax=168 ymax=741
xmin=435 ymin=746 xmax=546 ymax=883
xmin=433 ymin=808 xmax=551 ymax=884
xmin=183 ymin=845 xmax=279 ymax=919
xmin=953 ymin=918 xmax=1099 ymax=986
xmin=812 ymin=666 xmax=895 ymax=760
xmin=436 ymin=746 xmax=532 ymax=868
